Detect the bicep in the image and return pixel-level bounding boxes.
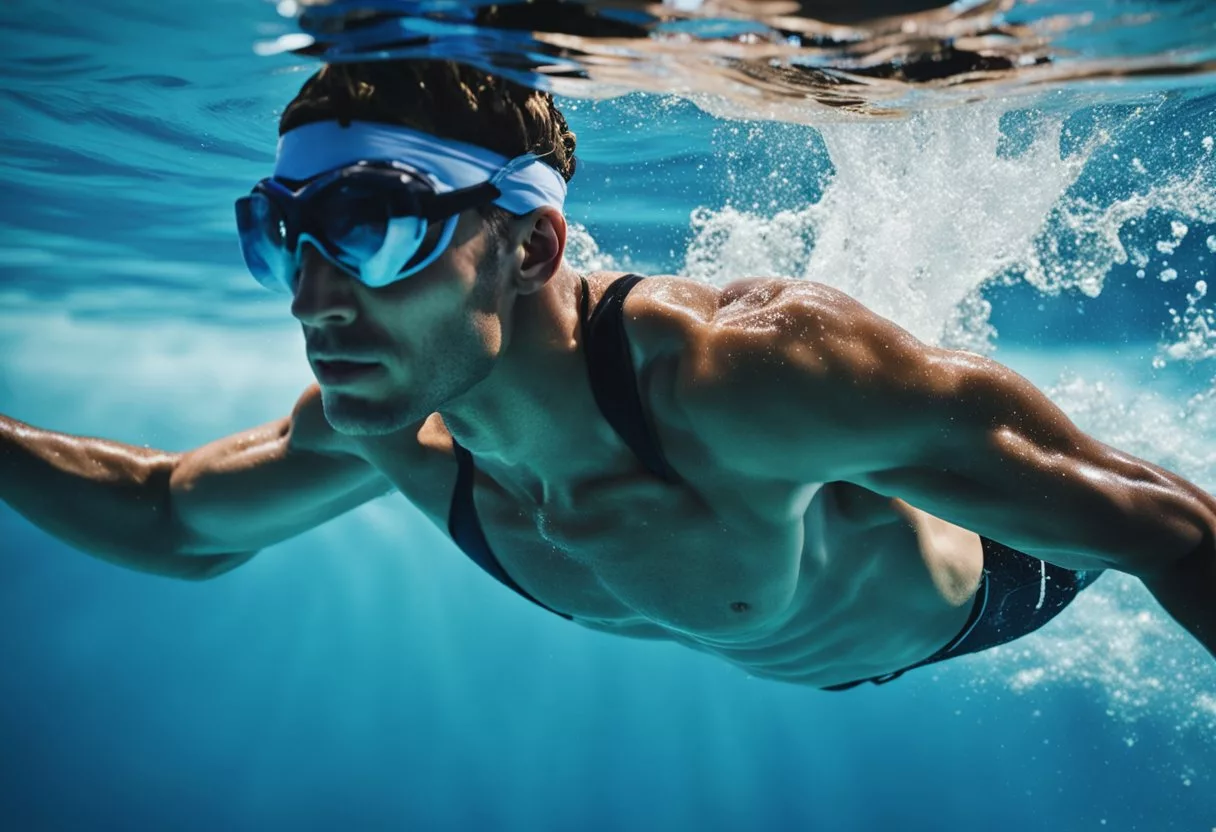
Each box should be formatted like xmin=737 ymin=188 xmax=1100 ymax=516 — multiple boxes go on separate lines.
xmin=169 ymin=386 xmax=393 ymax=556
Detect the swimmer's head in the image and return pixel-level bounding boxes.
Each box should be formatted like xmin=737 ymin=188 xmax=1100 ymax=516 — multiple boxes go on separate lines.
xmin=279 ymin=61 xmax=577 ymax=210
xmin=277 ymin=61 xmax=578 ymax=435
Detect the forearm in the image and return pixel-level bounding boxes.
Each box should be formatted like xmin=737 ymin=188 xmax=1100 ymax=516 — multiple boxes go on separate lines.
xmin=0 ymin=414 xmax=186 ymax=567
xmin=996 ymin=446 xmax=1216 ymax=656
xmin=868 ymin=437 xmax=1213 ymax=574
xmin=867 ymin=423 xmax=1216 ymax=653
xmin=973 ymin=442 xmax=1216 ymax=655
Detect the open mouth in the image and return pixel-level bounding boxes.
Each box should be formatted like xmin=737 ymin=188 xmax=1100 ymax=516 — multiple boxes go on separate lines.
xmin=313 ymin=359 xmax=382 ymax=385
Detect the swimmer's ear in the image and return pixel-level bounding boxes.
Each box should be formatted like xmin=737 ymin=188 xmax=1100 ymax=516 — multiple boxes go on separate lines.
xmin=514 ymin=209 xmax=565 ymax=293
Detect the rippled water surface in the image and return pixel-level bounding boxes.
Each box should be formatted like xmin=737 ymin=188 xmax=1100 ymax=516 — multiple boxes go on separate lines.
xmin=0 ymin=1 xmax=1214 ymax=830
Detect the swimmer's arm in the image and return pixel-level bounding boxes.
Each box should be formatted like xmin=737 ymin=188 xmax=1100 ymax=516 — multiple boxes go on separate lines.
xmin=676 ymin=281 xmax=1216 ymax=656
xmin=0 ymin=385 xmax=393 ymax=580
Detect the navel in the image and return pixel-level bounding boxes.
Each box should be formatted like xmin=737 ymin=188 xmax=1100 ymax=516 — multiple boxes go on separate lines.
xmin=730 ymin=601 xmax=751 ymax=613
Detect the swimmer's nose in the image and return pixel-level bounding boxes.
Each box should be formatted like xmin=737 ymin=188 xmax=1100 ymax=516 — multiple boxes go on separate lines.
xmin=290 ymin=245 xmax=358 ymax=327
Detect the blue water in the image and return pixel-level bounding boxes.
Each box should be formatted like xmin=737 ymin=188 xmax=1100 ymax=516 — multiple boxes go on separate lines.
xmin=2 ymin=2 xmax=1216 ymax=830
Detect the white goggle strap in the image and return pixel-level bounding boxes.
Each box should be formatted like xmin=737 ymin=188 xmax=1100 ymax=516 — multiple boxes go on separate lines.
xmin=491 ymin=152 xmax=542 ymax=185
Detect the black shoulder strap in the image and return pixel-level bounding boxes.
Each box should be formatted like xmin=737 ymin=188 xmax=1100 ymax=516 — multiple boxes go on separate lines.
xmin=448 ymin=438 xmax=573 ymax=620
xmin=581 ymin=274 xmax=679 ymax=483
xmin=442 ymin=272 xmax=675 ymax=622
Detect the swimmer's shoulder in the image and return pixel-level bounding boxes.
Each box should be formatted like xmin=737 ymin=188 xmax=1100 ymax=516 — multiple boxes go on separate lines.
xmin=594 ymin=271 xmax=838 ymax=362
xmin=594 ymin=272 xmax=849 ymax=442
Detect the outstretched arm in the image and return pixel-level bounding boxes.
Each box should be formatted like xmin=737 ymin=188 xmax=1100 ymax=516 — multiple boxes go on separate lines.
xmin=676 ymin=280 xmax=1215 ymax=656
xmin=0 ymin=385 xmax=392 ymax=580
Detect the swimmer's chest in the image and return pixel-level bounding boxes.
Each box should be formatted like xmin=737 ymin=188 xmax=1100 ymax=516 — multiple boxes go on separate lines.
xmin=360 ymin=418 xmax=816 ymax=637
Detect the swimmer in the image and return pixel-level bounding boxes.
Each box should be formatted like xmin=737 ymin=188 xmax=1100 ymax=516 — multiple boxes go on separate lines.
xmin=1 ymin=61 xmax=1211 ymax=689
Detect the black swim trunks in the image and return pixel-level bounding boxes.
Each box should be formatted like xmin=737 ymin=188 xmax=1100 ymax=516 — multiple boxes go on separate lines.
xmin=822 ymin=537 xmax=1105 ymax=691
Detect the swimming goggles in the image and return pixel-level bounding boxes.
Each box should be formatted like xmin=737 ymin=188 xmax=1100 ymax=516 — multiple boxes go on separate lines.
xmin=234 ymin=160 xmax=505 ymax=292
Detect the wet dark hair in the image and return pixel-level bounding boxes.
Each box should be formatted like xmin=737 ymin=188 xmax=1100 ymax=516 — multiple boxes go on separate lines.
xmin=279 ymin=61 xmax=577 ymax=236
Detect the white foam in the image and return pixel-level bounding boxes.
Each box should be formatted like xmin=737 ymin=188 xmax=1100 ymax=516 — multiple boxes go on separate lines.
xmin=682 ymin=106 xmax=1087 ymax=348
xmin=680 ymin=102 xmax=1216 ymax=365
xmin=564 ymin=220 xmax=620 ymax=273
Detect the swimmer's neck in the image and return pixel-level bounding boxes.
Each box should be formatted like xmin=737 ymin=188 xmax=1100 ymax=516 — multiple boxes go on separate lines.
xmin=438 ymin=264 xmax=628 ymax=505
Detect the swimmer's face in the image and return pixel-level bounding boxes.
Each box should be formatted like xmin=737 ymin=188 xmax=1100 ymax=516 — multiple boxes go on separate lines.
xmin=291 ymin=208 xmax=510 ymax=435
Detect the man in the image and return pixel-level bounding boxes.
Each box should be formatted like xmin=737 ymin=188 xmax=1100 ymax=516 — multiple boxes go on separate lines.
xmin=1 ymin=61 xmax=1211 ymax=690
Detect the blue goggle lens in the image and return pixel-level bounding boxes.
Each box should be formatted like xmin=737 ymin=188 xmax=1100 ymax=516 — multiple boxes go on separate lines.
xmin=235 ymin=192 xmax=295 ymax=291
xmin=235 ymin=164 xmax=493 ymax=293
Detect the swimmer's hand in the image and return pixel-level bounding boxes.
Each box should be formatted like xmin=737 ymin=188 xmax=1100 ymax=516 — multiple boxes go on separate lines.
xmin=1138 ymin=532 xmax=1216 ymax=660
xmin=0 ymin=386 xmax=391 ymax=580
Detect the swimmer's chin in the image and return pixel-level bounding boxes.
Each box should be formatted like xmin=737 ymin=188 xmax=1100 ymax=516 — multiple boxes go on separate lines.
xmin=319 ymin=390 xmax=421 ymax=437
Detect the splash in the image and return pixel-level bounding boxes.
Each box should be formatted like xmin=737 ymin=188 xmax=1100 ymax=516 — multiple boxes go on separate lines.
xmin=813 ymin=107 xmax=1088 ymax=346
xmin=1030 ymin=133 xmax=1216 ymax=367
xmin=680 ymin=105 xmax=1216 ymax=364
xmin=682 ymin=105 xmax=1089 ymax=347
xmin=1022 ymin=159 xmax=1216 ymax=298
xmin=564 ymin=220 xmax=620 ymax=274
xmin=1158 ymin=283 xmax=1216 ymax=365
